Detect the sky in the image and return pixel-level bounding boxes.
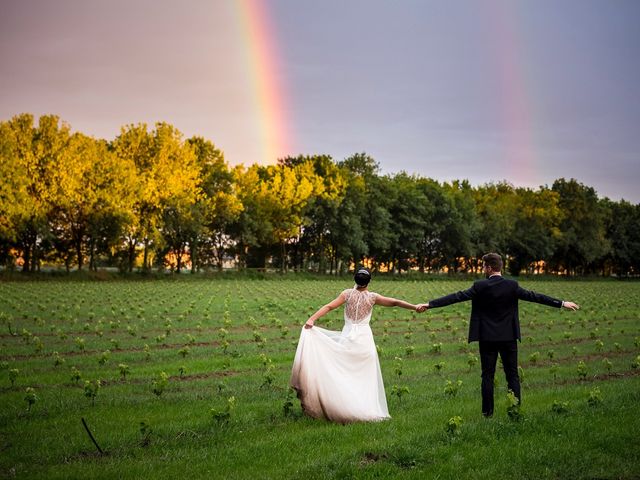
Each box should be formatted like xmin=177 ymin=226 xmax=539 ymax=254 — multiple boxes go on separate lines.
xmin=1 ymin=0 xmax=639 ymax=202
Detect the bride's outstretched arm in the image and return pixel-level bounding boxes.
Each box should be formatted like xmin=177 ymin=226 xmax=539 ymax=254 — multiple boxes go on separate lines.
xmin=304 ymin=294 xmax=346 ymax=329
xmin=374 ymin=295 xmax=418 ymax=311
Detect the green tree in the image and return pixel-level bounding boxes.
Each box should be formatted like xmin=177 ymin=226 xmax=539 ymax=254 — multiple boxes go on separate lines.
xmin=551 ymin=178 xmax=610 ymax=274
xmin=602 ymin=199 xmax=640 ymax=276
xmin=438 ymin=181 xmax=480 ymax=272
xmin=415 ymin=178 xmax=451 ymax=272
xmin=325 ymin=152 xmax=388 ymax=273
xmin=282 ymin=155 xmax=347 ymax=272
xmin=325 ymin=165 xmax=368 ymax=274
xmin=473 ymin=182 xmax=516 ymax=259
xmin=506 ymin=187 xmax=561 ymax=275
xmin=384 ymin=173 xmax=432 ymax=273
xmin=339 ymin=154 xmax=393 ymax=272
xmin=187 ymin=137 xmax=242 ymax=272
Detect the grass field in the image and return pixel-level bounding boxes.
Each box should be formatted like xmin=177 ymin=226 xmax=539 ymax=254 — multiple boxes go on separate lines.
xmin=1 ymin=276 xmax=639 ymax=479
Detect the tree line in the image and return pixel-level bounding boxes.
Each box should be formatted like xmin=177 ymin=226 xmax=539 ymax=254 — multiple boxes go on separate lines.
xmin=1 ymin=114 xmax=638 ymax=276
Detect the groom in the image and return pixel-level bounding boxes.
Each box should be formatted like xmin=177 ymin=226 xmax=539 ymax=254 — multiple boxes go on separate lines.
xmin=417 ymin=253 xmax=579 ymax=417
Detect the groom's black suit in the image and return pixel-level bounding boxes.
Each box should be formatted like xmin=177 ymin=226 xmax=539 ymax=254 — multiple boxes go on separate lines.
xmin=428 ymin=274 xmax=562 ymax=416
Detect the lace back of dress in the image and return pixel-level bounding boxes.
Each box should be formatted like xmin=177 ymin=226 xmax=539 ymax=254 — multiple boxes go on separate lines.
xmin=344 ymin=289 xmax=374 ymax=323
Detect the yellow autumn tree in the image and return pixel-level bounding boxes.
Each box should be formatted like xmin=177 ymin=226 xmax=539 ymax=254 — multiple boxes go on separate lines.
xmin=0 ymin=114 xmax=71 ymax=271
xmin=50 ymin=133 xmax=137 ymax=270
xmin=113 ymin=122 xmax=200 ymax=271
xmin=254 ymin=162 xmax=326 ymax=271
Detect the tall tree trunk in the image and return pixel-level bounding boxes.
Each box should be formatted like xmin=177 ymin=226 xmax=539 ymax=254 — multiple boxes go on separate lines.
xmin=190 ymin=239 xmax=197 ymax=274
xmin=22 ymin=244 xmax=31 ymax=273
xmin=142 ymin=238 xmax=149 ymax=271
xmin=30 ymin=242 xmax=39 ymax=272
xmin=128 ymin=239 xmax=136 ymax=273
xmin=76 ymin=238 xmax=84 ymax=271
xmin=318 ymin=233 xmax=325 ymax=274
xmin=328 ymin=243 xmax=335 ymax=275
xmin=0 ymin=244 xmax=9 ymax=269
xmin=281 ymin=241 xmax=286 ymax=273
xmin=236 ymin=242 xmax=246 ymax=271
xmin=88 ymin=237 xmax=95 ymax=271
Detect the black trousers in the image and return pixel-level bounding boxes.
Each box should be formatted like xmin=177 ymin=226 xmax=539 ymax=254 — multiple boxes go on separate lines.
xmin=478 ymin=340 xmax=520 ymax=416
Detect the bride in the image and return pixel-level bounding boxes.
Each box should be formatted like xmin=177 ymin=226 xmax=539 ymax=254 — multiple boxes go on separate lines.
xmin=290 ymin=268 xmax=420 ymax=423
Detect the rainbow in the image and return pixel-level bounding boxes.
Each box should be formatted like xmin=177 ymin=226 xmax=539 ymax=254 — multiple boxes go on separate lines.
xmin=233 ymin=1 xmax=536 ymax=178
xmin=234 ymin=0 xmax=292 ymax=164
xmin=487 ymin=0 xmax=537 ymax=185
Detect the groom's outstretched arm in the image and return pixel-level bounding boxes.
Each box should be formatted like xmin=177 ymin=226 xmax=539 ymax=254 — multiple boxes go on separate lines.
xmin=517 ymin=287 xmax=580 ymax=310
xmin=427 ymin=284 xmax=477 ymax=309
xmin=516 ymin=286 xmax=562 ymax=308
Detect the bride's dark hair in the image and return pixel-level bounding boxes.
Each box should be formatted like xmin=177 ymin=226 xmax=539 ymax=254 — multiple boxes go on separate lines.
xmin=354 ymin=268 xmax=371 ymax=287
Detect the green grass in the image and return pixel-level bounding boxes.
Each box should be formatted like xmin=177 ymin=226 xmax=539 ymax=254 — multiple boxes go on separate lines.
xmin=1 ymin=277 xmax=639 ymax=479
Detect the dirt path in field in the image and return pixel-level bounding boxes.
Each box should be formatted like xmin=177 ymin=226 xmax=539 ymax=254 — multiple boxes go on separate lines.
xmin=0 ymin=369 xmax=243 ymax=393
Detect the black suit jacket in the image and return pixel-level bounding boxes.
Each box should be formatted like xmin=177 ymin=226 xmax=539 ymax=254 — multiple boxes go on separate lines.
xmin=428 ymin=276 xmax=562 ymax=342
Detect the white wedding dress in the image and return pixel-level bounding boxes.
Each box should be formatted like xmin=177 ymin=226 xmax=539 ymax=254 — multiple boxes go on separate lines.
xmin=290 ymin=288 xmax=390 ymax=423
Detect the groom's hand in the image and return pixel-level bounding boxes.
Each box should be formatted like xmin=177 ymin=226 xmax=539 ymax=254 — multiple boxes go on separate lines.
xmin=416 ymin=303 xmax=429 ymax=313
xmin=562 ymin=301 xmax=580 ymax=311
